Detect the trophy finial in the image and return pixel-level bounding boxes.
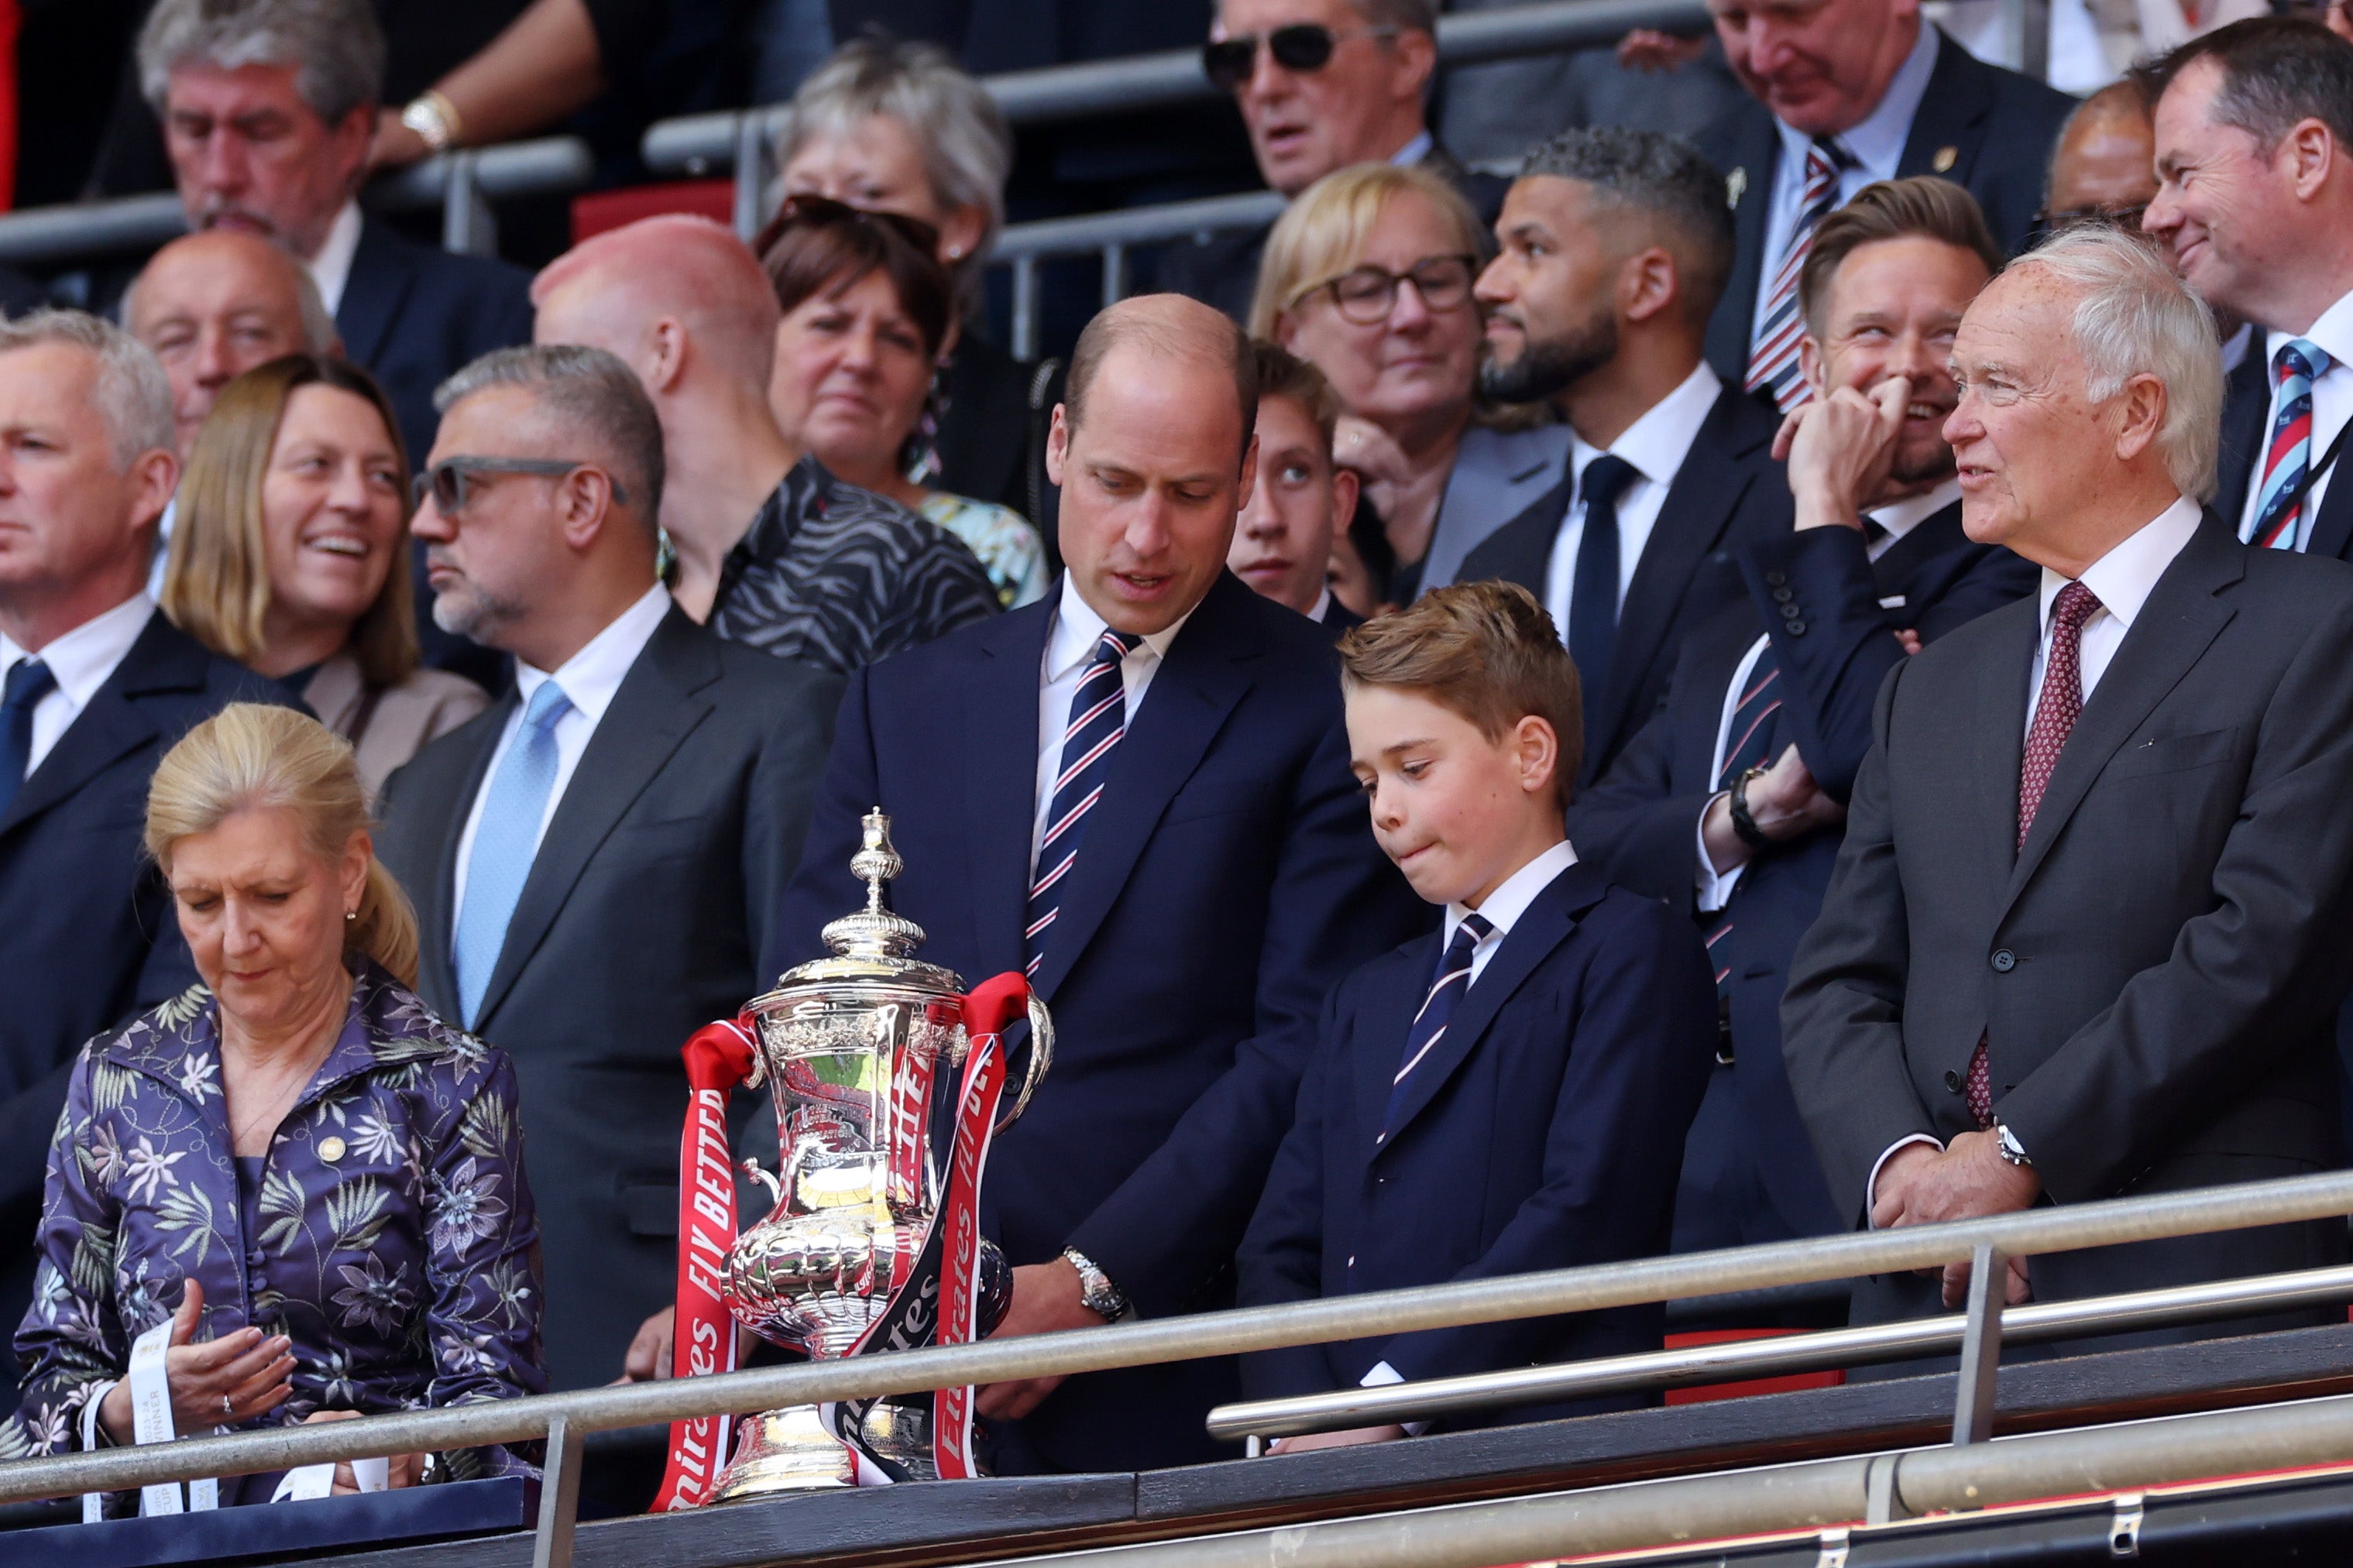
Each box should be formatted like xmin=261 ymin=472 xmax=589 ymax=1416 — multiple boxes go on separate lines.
xmin=822 ymin=808 xmax=926 ymax=959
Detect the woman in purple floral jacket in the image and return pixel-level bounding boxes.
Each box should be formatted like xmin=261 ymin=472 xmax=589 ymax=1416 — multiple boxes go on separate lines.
xmin=2 ymin=704 xmax=544 ymax=1498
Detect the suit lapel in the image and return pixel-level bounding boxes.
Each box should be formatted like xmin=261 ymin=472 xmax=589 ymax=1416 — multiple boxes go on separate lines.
xmin=1706 ymin=107 xmax=1781 ymax=382
xmin=1967 ymin=598 xmax=2037 ymax=887
xmin=1029 ymin=575 xmax=1256 ymax=1001
xmin=1355 ymin=939 xmax=1436 ymax=1159
xmin=0 ymin=612 xmax=190 ymax=840
xmin=416 ymin=700 xmax=509 ymax=1014
xmin=1376 ymin=863 xmax=1602 ymax=1156
xmin=1678 ymin=605 xmax=1770 ymax=792
xmin=472 ymin=610 xmax=718 ymax=1031
xmin=2000 ymin=520 xmax=2240 ymax=916
xmin=335 ymin=218 xmax=414 ymax=371
xmin=2305 ymin=451 xmax=2353 ymax=564
xmin=2214 ymin=346 xmax=2269 ymax=530
xmin=1468 ymin=475 xmax=1570 ymax=595
xmin=960 ymin=599 xmax=1055 ymax=981
xmin=1895 ymin=33 xmax=1992 ymax=184
xmin=1870 ymin=502 xmax=1967 ymax=593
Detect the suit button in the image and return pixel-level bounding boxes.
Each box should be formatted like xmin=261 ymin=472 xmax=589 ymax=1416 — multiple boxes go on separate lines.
xmin=1764 ymin=570 xmax=1788 ymax=586
xmin=1780 ymin=602 xmax=1802 ymax=619
xmin=1943 ymin=1069 xmax=1963 ymax=1094
xmin=1991 ymin=949 xmax=2017 ymax=973
xmin=1773 ymin=586 xmax=1795 ymax=603
xmin=1787 ymin=621 xmax=1806 ymax=635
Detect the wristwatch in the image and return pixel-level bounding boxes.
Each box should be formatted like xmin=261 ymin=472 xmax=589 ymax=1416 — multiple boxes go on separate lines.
xmin=400 ymin=90 xmax=462 ymax=154
xmin=1726 ymin=766 xmax=1773 ymax=851
xmin=1993 ymin=1121 xmax=2032 ymax=1168
xmin=1063 ymin=1246 xmax=1134 ymax=1323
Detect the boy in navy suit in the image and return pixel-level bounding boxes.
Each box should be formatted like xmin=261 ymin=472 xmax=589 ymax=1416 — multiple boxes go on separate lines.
xmin=1238 ymin=582 xmax=1716 ymax=1448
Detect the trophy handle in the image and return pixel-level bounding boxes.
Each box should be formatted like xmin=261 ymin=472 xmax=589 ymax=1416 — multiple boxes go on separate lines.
xmin=998 ymin=991 xmax=1054 ymax=1133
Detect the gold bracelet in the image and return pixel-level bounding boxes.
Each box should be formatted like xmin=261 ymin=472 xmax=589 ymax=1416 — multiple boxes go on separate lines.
xmin=400 ymin=89 xmax=463 ymax=153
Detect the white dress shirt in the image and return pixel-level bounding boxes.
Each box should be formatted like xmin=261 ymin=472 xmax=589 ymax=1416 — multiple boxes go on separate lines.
xmin=1362 ymin=838 xmax=1580 ymax=1411
xmin=1865 ymin=494 xmax=2201 ymax=1217
xmin=1542 ymin=362 xmax=1723 ymax=648
xmin=1389 ymin=129 xmax=1434 ymax=169
xmin=1750 ymin=24 xmax=1939 ymax=352
xmin=2238 ymin=286 xmax=2353 ymax=549
xmin=450 ymin=584 xmax=672 ymax=911
xmin=1692 ymin=479 xmax=1962 ymax=915
xmin=303 ymin=201 xmax=365 ymax=317
xmin=1031 ymin=576 xmax=1193 ymax=877
xmin=0 ymin=593 xmax=155 ymax=779
xmin=1307 ymin=585 xmax=1335 ymax=625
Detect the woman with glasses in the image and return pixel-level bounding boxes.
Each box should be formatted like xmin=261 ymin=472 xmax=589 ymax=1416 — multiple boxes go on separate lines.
xmin=757 ymin=199 xmax=1049 ymax=609
xmin=769 ymin=37 xmax=1059 ymax=537
xmin=1251 ymin=162 xmax=1568 ymax=602
xmin=163 ymin=357 xmax=487 ymax=798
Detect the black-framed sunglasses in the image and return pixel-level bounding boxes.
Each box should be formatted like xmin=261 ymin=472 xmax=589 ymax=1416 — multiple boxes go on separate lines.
xmin=2029 ymin=201 xmax=2149 ymax=248
xmin=1202 ymin=23 xmax=1400 ymax=92
xmin=415 ymin=456 xmax=629 ymax=514
xmin=762 ymin=194 xmax=943 ymax=259
xmin=1293 ymin=254 xmax=1480 ymax=325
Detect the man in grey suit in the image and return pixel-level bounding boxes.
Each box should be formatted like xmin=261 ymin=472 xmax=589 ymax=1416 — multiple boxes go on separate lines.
xmin=375 ymin=345 xmax=843 ymax=1411
xmin=1783 ymin=227 xmax=2353 ymax=1337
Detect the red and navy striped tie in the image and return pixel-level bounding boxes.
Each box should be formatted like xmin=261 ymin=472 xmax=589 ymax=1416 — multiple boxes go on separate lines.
xmin=2248 ymin=338 xmax=2331 ymax=551
xmin=1381 ymin=913 xmax=1494 ymax=1139
xmin=1745 ymin=137 xmax=1853 ymax=413
xmin=1025 ymin=628 xmax=1141 ymax=977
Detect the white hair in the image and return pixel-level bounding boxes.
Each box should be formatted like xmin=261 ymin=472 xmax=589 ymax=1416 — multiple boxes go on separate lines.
xmin=137 ymin=0 xmax=385 ymax=125
xmin=0 ymin=309 xmax=177 ymax=468
xmin=2008 ymin=226 xmax=2222 ymax=502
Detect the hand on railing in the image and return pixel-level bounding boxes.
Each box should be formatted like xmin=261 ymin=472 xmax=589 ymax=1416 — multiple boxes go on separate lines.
xmin=97 ymin=1282 xmax=294 ymax=1444
xmin=298 ymin=1408 xmax=427 ymax=1491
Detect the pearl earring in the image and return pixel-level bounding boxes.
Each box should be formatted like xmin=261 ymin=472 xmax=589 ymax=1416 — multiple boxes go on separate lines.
xmin=345 ymin=910 xmax=358 ymax=921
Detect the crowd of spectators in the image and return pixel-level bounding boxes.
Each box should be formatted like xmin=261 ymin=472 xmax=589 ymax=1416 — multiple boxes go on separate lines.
xmin=4 ymin=0 xmax=2353 ymax=1532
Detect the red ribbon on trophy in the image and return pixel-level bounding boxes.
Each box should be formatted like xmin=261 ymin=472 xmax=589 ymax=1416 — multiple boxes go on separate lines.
xmin=652 ymin=1016 xmax=759 ymax=1512
xmin=821 ymin=972 xmax=1027 ymax=1484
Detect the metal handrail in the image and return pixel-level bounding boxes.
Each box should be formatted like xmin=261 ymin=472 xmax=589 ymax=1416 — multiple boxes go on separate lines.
xmin=0 ymin=136 xmax=594 ymax=268
xmin=1208 ymin=1259 xmax=2353 ymax=1440
xmin=2 ymin=1168 xmax=2351 ymax=1511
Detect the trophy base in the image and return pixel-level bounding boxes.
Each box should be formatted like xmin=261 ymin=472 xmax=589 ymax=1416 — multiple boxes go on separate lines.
xmin=706 ymin=1398 xmax=974 ymax=1501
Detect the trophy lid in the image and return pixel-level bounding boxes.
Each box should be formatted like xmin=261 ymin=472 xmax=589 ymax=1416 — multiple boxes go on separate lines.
xmin=757 ymin=809 xmax=965 ymax=1001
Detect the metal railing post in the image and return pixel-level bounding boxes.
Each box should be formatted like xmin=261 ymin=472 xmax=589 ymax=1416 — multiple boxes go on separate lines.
xmin=733 ymin=111 xmax=774 ymax=242
xmin=1101 ymin=242 xmax=1128 ymax=311
xmin=1013 ymin=255 xmax=1041 ymax=362
xmin=2009 ymin=0 xmax=2052 ymax=81
xmin=1951 ymin=1242 xmax=2007 ymax=1445
xmin=441 ymin=152 xmax=499 ymax=258
xmin=532 ymin=1415 xmax=583 ymax=1568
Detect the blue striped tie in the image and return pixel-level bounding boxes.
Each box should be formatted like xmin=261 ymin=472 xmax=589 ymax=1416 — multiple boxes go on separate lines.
xmin=453 ymin=680 xmax=572 ymax=1027
xmin=2248 ymin=338 xmax=2331 ymax=551
xmin=1382 ymin=913 xmax=1494 ymax=1139
xmin=1745 ymin=137 xmax=1853 ymax=413
xmin=1025 ymin=629 xmax=1140 ymax=978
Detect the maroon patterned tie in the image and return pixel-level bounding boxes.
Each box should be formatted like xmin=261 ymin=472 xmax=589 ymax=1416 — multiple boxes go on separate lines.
xmin=1967 ymin=581 xmax=2102 ymax=1128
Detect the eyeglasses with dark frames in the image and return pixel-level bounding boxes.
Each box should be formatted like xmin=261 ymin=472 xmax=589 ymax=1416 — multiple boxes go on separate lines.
xmin=1292 ymin=254 xmax=1481 ymax=325
xmin=763 ymin=194 xmax=943 ymax=259
xmin=415 ymin=456 xmax=630 ymax=515
xmin=1202 ymin=23 xmax=1401 ymax=93
xmin=2029 ymin=201 xmax=2150 ymax=247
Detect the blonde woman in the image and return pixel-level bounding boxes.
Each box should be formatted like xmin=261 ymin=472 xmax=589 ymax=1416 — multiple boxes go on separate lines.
xmin=1250 ymin=162 xmax=1568 ymax=599
xmin=2 ymin=705 xmax=542 ymax=1497
xmin=163 ymin=355 xmax=486 ymax=797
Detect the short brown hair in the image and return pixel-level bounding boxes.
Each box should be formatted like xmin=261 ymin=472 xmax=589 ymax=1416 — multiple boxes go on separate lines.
xmin=1799 ymin=177 xmax=2002 ymax=338
xmin=164 ymin=354 xmax=419 ymax=690
xmin=1065 ymin=294 xmax=1259 ymax=471
xmin=754 ymin=197 xmax=955 ymax=362
xmin=1251 ymin=339 xmax=1341 ymax=455
xmin=1339 ymin=581 xmax=1583 ymax=803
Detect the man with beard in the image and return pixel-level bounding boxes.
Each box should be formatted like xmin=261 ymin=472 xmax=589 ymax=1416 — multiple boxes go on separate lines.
xmin=1459 ymin=129 xmax=1793 ymax=787
xmin=1568 ymin=177 xmax=2036 ymax=1267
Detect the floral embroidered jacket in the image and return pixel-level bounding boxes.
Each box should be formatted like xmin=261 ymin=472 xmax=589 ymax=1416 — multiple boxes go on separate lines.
xmin=2 ymin=962 xmax=545 ymax=1484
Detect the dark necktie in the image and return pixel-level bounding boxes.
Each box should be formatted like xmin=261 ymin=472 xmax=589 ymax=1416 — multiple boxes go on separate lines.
xmin=1025 ymin=627 xmax=1141 ymax=978
xmin=1964 ymin=581 xmax=2102 ymax=1127
xmin=0 ymin=657 xmax=57 ymax=817
xmin=1383 ymin=912 xmax=1494 ymax=1139
xmin=1568 ymin=455 xmax=1640 ymax=729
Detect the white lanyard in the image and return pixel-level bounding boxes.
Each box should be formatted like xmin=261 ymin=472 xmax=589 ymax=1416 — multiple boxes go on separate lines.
xmin=81 ymin=1318 xmax=223 ymax=1519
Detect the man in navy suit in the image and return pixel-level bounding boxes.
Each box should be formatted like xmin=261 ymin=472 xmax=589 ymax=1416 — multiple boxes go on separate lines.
xmin=1459 ymin=129 xmax=1795 ymax=789
xmin=0 ymin=312 xmax=290 ymax=1407
xmin=1569 ymin=179 xmax=2035 ymax=1268
xmin=1691 ymin=0 xmax=2071 ymax=409
xmin=1228 ymin=342 xmax=1365 ymax=637
xmin=773 ymin=294 xmax=1426 ymax=1473
xmin=1239 ymin=582 xmax=1713 ymax=1443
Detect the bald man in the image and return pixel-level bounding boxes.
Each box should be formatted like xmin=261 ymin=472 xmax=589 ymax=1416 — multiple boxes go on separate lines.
xmin=762 ymin=294 xmax=1424 ymax=1474
xmin=531 ymin=215 xmax=998 ymax=676
xmin=125 ymin=230 xmax=338 ymax=460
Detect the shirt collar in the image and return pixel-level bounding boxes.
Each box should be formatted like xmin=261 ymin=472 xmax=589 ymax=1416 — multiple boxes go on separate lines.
xmin=1443 ymin=839 xmax=1579 ymax=947
xmin=1307 ymin=585 xmax=1334 ymax=623
xmin=1776 ymin=22 xmax=1939 ymax=179
xmin=1389 ymin=129 xmax=1435 ymax=169
xmin=302 ymin=200 xmax=365 ymax=317
xmin=2037 ymin=495 xmax=2203 ymax=636
xmin=1044 ymin=574 xmax=1193 ymax=683
xmin=1867 ymin=477 xmax=1963 ymax=544
xmin=0 ymin=592 xmax=153 ymax=708
xmin=2265 ymin=285 xmax=2353 ymax=371
xmin=1571 ymin=361 xmax=1723 ymax=488
xmin=514 ymin=583 xmax=672 ymax=726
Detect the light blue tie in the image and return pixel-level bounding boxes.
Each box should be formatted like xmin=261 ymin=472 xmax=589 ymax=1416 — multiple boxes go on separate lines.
xmin=453 ymin=680 xmax=572 ymax=1027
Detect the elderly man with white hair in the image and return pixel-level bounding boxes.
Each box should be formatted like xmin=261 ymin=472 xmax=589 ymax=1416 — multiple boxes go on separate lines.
xmin=1782 ymin=226 xmax=2353 ymax=1350
xmin=0 ymin=311 xmax=293 ymax=1405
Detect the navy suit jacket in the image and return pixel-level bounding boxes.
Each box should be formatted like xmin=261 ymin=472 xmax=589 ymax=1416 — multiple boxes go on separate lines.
xmin=775 ymin=569 xmax=1427 ymax=1471
xmin=0 ymin=612 xmax=290 ymax=1402
xmin=1236 ymin=861 xmax=1713 ymax=1420
xmin=1568 ymin=506 xmax=2035 ymax=1240
xmin=1457 ymin=384 xmax=1795 ymax=787
xmin=1694 ymin=30 xmax=2074 ymax=389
